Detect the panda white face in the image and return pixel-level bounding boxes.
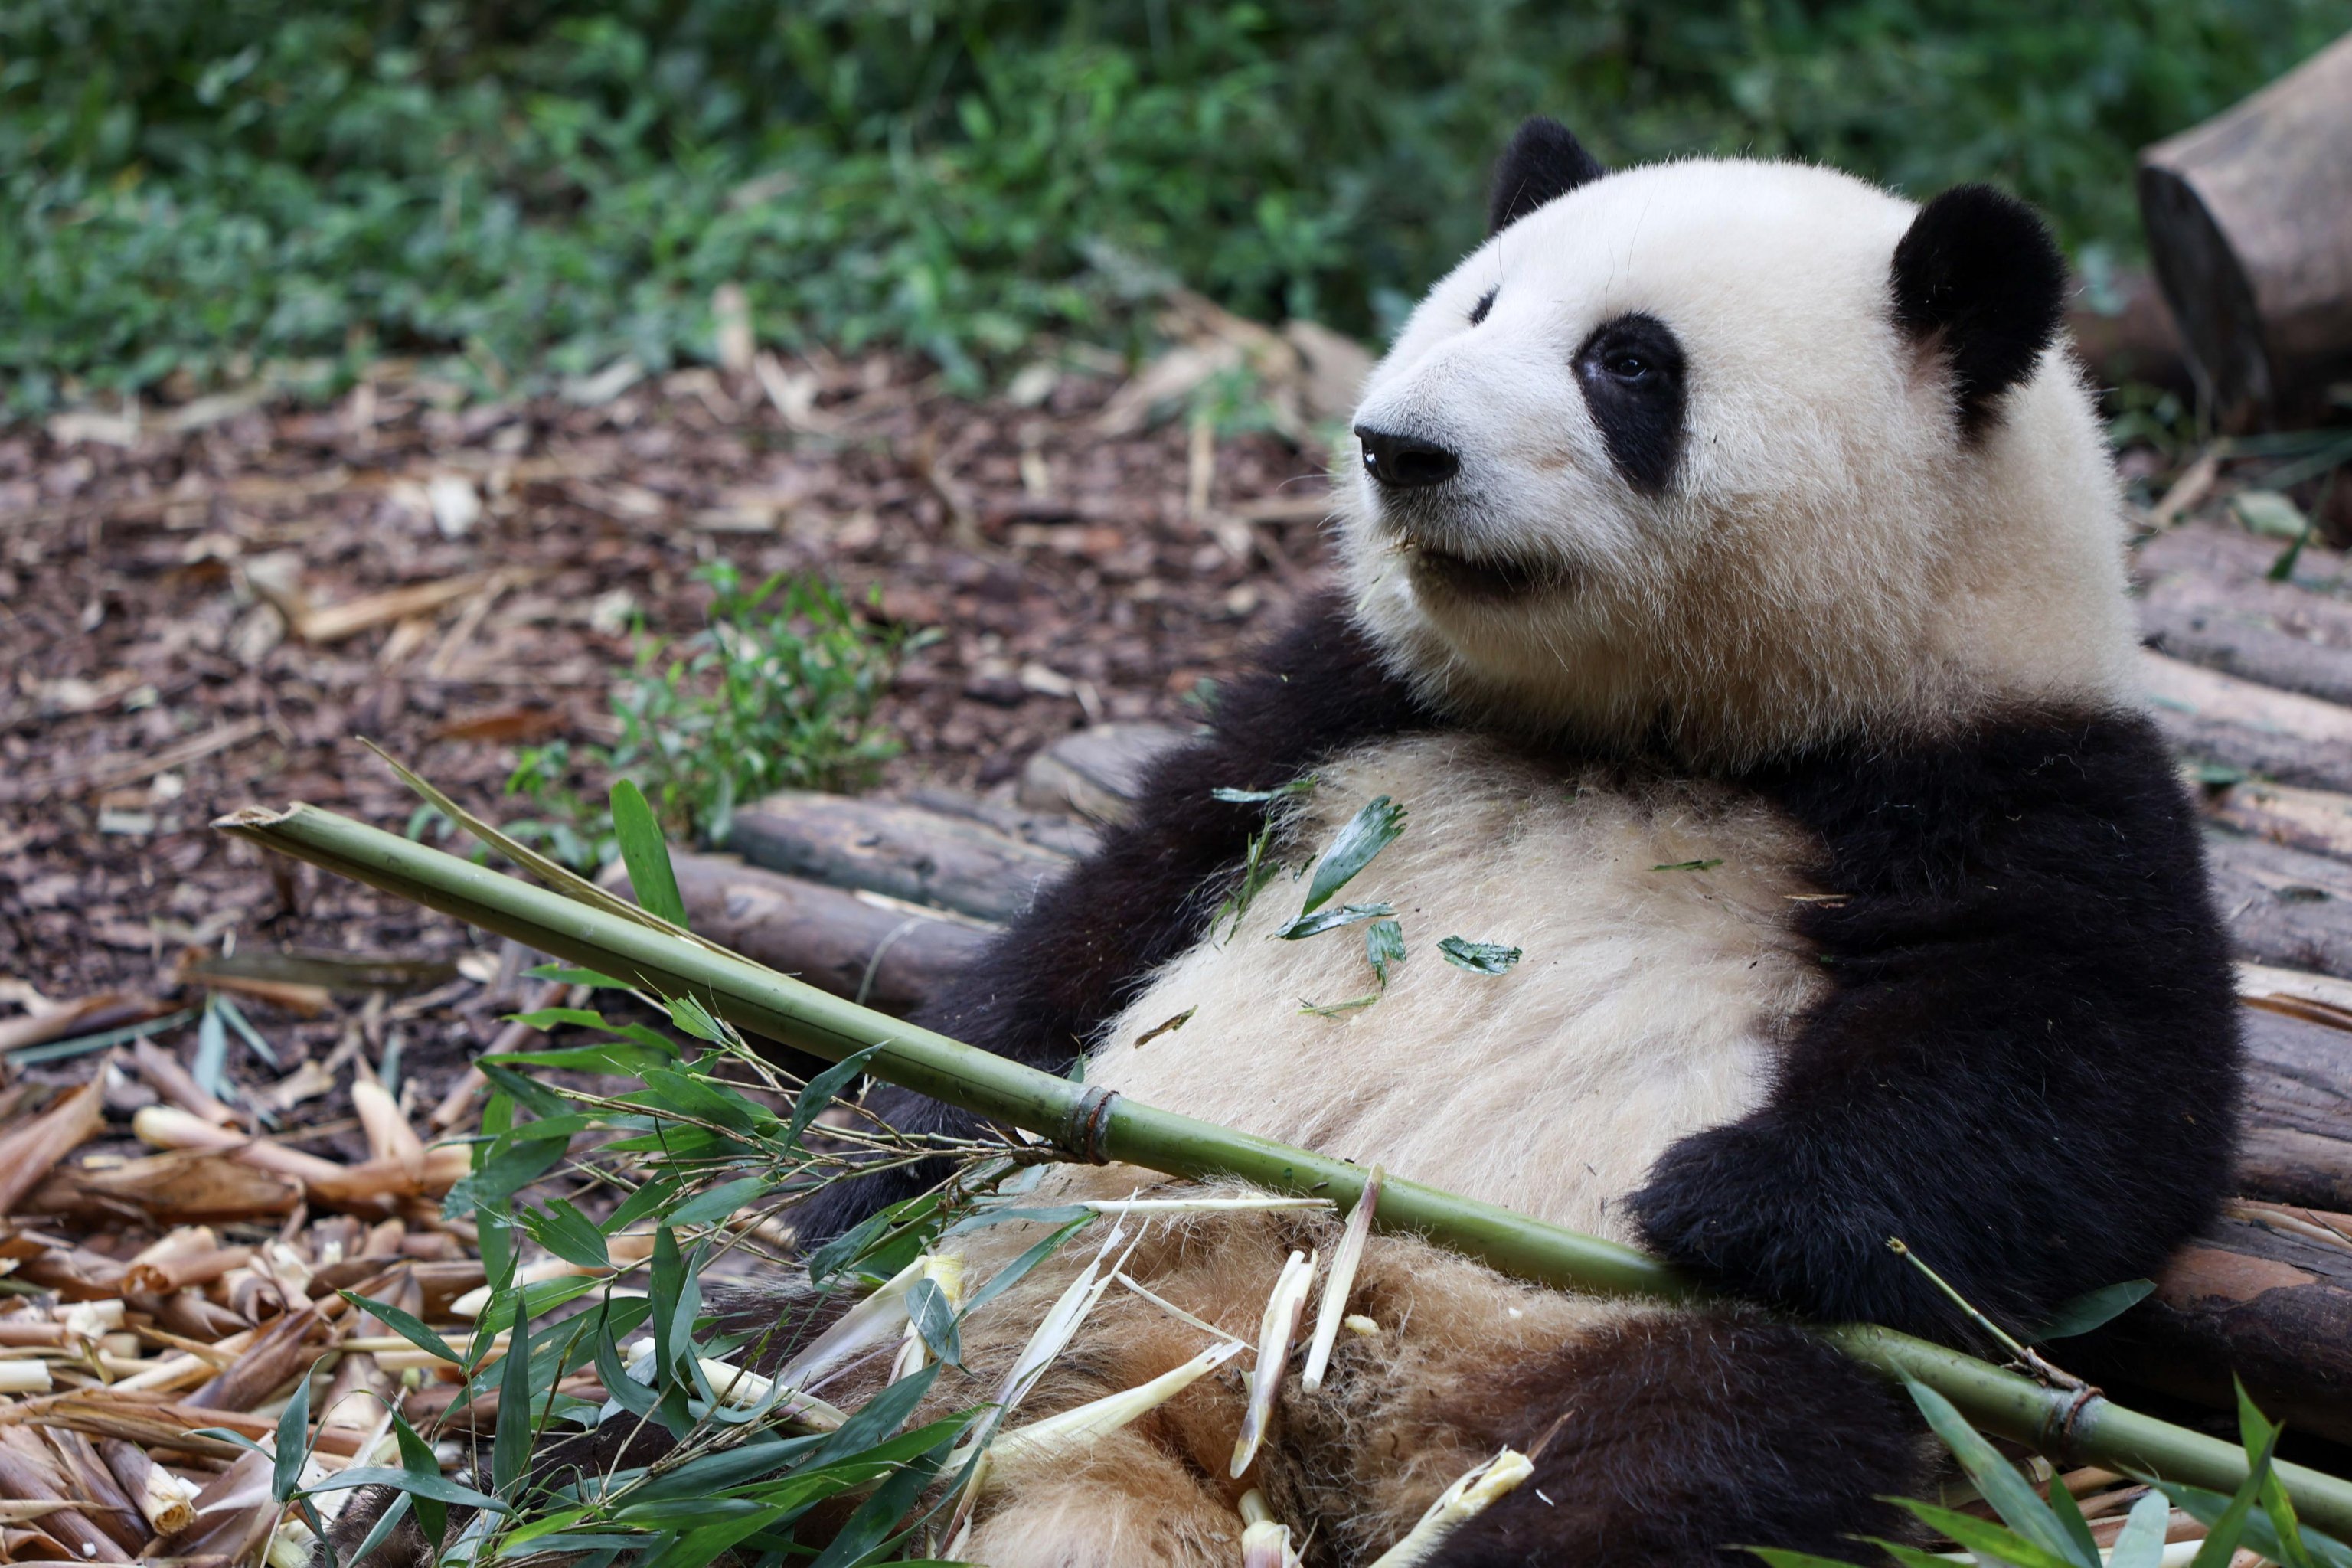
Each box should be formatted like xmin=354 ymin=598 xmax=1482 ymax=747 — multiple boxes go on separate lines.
xmin=1340 ymin=132 xmax=2140 ymax=764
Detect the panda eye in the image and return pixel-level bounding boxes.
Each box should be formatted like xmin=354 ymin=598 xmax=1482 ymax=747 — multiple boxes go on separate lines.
xmin=1602 ymin=351 xmax=1650 ymax=381
xmin=1468 ymin=287 xmax=1497 ymax=327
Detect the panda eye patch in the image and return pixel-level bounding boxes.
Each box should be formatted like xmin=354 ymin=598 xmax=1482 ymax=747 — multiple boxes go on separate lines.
xmin=1469 ymin=287 xmax=1498 ymax=326
xmin=1573 ymin=312 xmax=1687 ymax=495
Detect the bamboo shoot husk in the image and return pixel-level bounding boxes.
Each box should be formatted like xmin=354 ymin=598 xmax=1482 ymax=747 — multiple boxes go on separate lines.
xmin=96 ymin=1438 xmax=200 ymax=1536
xmin=214 ymin=799 xmax=2352 ymax=1539
xmin=0 ymin=1081 xmax=106 ymax=1215
xmin=0 ymin=1441 xmax=129 ymax=1563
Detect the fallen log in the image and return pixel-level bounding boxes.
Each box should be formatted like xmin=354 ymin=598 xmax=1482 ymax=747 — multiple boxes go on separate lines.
xmin=2204 ymin=826 xmax=2352 ymax=978
xmin=2137 ymin=31 xmax=2352 ymax=425
xmin=2140 ymin=540 xmax=2352 ymax=709
xmin=2142 ymin=651 xmax=2352 ymax=795
xmin=1018 ymin=721 xmax=1189 ymax=822
xmin=2085 ymin=1198 xmax=2352 ymax=1446
xmin=2204 ymin=776 xmax=2352 ymax=861
xmin=725 ymin=790 xmax=1074 ymax=923
xmin=2238 ymin=1003 xmax=2352 ymax=1210
xmin=605 ymin=852 xmax=993 ymax=1017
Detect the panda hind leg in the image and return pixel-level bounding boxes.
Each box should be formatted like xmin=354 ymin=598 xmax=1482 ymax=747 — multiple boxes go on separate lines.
xmin=1423 ymin=1311 xmax=1929 ymax=1567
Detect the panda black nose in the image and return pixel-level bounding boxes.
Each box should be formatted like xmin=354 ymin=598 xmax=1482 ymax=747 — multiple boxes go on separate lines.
xmin=1354 ymin=426 xmax=1460 ymax=489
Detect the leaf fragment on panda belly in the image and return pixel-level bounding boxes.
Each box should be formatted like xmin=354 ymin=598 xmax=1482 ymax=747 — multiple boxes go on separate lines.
xmin=1084 ymin=733 xmax=1827 ymax=1241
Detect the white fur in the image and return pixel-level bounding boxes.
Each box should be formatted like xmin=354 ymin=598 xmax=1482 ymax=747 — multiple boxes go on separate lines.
xmin=1081 ymin=734 xmax=1824 ymax=1239
xmin=1341 ymin=158 xmax=2138 ymax=764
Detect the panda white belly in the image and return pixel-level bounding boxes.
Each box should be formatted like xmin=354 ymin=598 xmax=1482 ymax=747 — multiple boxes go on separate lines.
xmin=1081 ymin=733 xmax=1828 ymax=1240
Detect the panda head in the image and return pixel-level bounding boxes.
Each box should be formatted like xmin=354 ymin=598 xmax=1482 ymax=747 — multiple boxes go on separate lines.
xmin=1341 ymin=118 xmax=2138 ymax=766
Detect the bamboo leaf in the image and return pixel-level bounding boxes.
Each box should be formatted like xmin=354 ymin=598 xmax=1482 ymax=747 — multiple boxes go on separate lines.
xmin=2104 ymin=1489 xmax=2171 ymax=1568
xmin=1367 ymin=918 xmax=1405 ymax=985
xmin=345 ymin=1489 xmax=416 ymax=1566
xmin=2035 ymin=1279 xmax=2155 ymax=1341
xmin=272 ymin=1369 xmax=312 ymax=1504
xmin=2048 ymin=1469 xmax=2101 ymax=1566
xmin=527 ymin=962 xmax=629 ymax=988
xmin=390 ymin=1409 xmax=449 ymax=1547
xmin=1903 ymin=1379 xmax=2079 ymax=1563
xmin=521 ymin=1197 xmax=612 ymax=1269
xmin=1298 ymin=992 xmax=1381 ymax=1018
xmin=339 ymin=1290 xmax=462 ymax=1367
xmin=905 ymin=1278 xmax=962 ymax=1370
xmin=612 ymin=779 xmax=688 ymax=929
xmin=807 ymin=1424 xmax=959 ymax=1568
xmin=300 ymin=1468 xmax=508 ymax=1511
xmin=1274 ymin=902 xmax=1394 ymax=940
xmin=214 ymin=993 xmax=276 ymax=1066
xmin=492 ymin=1295 xmax=539 ymax=1498
xmin=785 ymin=1044 xmax=884 ymax=1150
xmin=193 ymin=994 xmax=229 ymax=1100
xmin=1301 ymin=795 xmax=1406 ymax=913
xmin=2242 ymin=1382 xmax=2323 ymax=1568
xmin=810 ymin=1366 xmax=942 ymax=1466
xmin=1437 ymin=936 xmax=1521 ymax=974
xmin=2185 ymin=1414 xmax=2282 ymax=1568
xmin=957 ymin=1215 xmax=1093 ymax=1321
xmin=1888 ymin=1500 xmax=2079 ymax=1568
xmin=666 ymin=1174 xmax=775 ymax=1229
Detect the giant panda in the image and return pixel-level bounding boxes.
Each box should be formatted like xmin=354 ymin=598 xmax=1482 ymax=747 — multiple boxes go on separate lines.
xmin=357 ymin=120 xmax=2245 ymax=1567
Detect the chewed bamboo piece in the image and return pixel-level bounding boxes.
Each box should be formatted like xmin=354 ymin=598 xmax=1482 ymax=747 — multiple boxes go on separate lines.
xmin=977 ymin=1341 xmax=1244 ymax=1473
xmin=1076 ymin=1213 xmax=1335 ymax=1222
xmin=1302 ymin=1163 xmax=1382 ymax=1392
xmin=1364 ymin=1448 xmax=1535 ymax=1567
xmin=1230 ymin=1248 xmax=1317 ymax=1478
xmin=1240 ymin=1488 xmax=1305 ymax=1568
xmin=768 ymin=1254 xmax=928 ymax=1392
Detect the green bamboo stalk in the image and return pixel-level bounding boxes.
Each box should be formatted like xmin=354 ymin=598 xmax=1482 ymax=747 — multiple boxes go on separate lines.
xmin=219 ymin=801 xmax=2352 ymax=1540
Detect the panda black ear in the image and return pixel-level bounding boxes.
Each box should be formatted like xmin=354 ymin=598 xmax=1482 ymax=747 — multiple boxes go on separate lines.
xmin=1890 ymin=185 xmax=2068 ymax=438
xmin=1488 ymin=116 xmax=1606 ymax=234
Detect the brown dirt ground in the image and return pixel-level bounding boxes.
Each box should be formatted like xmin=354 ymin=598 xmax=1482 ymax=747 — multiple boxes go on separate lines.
xmin=0 ymin=357 xmax=1331 ymax=1132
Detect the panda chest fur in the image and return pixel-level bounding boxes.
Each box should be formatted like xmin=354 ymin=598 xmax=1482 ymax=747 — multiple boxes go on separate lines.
xmin=1083 ymin=733 xmax=1828 ymax=1242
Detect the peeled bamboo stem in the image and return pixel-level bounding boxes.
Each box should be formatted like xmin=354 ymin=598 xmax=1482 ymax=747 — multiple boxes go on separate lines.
xmin=215 ymin=800 xmax=2352 ymax=1540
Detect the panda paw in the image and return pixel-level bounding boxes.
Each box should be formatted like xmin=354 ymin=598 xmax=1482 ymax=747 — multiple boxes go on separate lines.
xmin=1624 ymin=1121 xmax=1917 ymax=1331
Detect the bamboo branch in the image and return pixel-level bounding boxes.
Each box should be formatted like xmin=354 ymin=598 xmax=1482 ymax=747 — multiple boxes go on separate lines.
xmin=215 ymin=800 xmax=2352 ymax=1540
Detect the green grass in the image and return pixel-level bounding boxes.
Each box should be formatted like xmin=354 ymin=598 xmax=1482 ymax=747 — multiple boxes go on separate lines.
xmin=7 ymin=0 xmax=2347 ymax=413
xmin=501 ymin=563 xmax=925 ymax=871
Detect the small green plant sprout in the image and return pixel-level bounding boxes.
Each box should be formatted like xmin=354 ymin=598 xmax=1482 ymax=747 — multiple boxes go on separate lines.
xmin=1747 ymin=1377 xmax=2350 ymax=1568
xmin=508 ymin=562 xmax=927 ymax=870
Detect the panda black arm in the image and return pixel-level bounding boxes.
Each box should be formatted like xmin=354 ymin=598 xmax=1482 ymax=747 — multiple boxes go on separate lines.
xmin=1625 ymin=710 xmax=2242 ymax=1343
xmin=785 ymin=593 xmax=1431 ymax=1242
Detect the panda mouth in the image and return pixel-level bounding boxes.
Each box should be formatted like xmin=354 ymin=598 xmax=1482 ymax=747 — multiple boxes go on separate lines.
xmin=1400 ymin=536 xmax=1560 ymax=600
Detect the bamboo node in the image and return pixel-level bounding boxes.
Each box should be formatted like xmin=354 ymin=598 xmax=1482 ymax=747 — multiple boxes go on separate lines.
xmin=1060 ymin=1085 xmax=1121 ymax=1165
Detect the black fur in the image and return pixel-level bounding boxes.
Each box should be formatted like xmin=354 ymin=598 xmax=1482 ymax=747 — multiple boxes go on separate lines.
xmin=1890 ymin=185 xmax=2069 ymax=438
xmin=782 ymin=595 xmax=1433 ymax=1243
xmin=1468 ymin=285 xmax=1498 ymax=326
xmin=1574 ymin=312 xmax=1688 ymax=494
xmin=1628 ymin=710 xmax=2242 ymax=1341
xmin=1488 ymin=116 xmax=1606 ymax=234
xmin=1423 ymin=1311 xmax=1927 ymax=1566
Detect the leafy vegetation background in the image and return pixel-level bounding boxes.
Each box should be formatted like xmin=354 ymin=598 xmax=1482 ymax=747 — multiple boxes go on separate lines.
xmin=7 ymin=0 xmax=2347 ymax=412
